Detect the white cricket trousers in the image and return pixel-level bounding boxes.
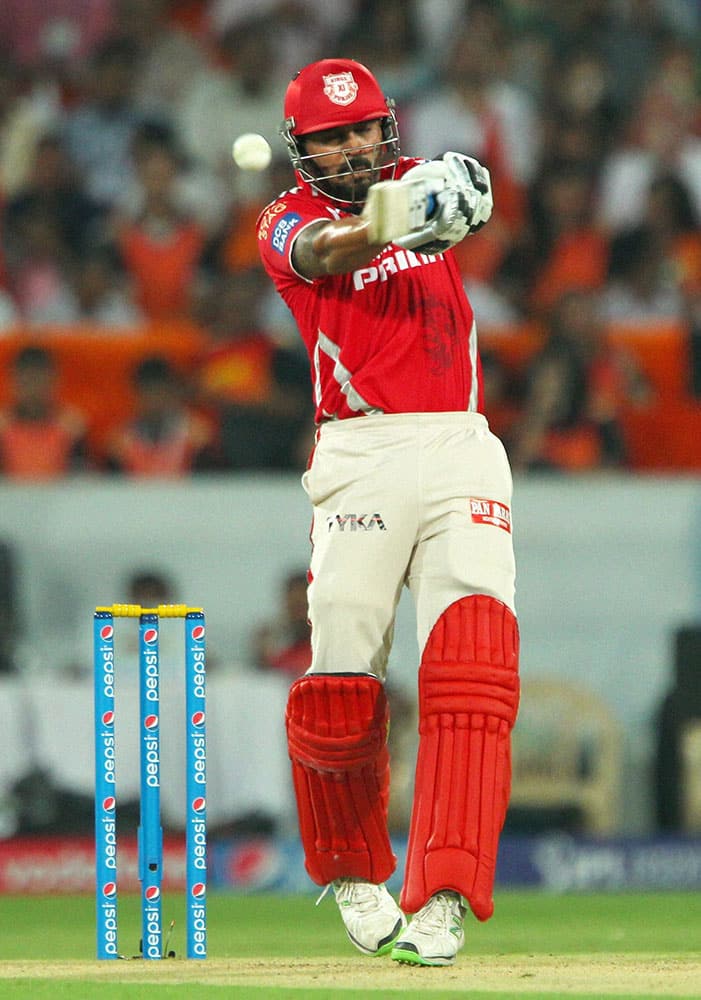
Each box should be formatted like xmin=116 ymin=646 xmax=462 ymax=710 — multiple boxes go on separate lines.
xmin=302 ymin=411 xmax=516 ymax=679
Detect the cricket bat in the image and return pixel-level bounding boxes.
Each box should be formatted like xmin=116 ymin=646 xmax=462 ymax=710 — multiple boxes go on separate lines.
xmin=362 ymin=177 xmax=438 ymax=248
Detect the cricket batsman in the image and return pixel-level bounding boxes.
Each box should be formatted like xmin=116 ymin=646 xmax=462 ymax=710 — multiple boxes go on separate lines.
xmin=256 ymin=58 xmax=519 ymax=967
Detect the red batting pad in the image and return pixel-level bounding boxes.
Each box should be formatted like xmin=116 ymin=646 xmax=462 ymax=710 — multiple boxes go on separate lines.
xmin=286 ymin=673 xmax=396 ymax=885
xmin=400 ymin=595 xmax=519 ymax=918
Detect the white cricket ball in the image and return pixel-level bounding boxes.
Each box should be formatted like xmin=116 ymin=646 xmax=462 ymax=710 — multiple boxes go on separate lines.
xmin=232 ymin=133 xmax=272 ymax=172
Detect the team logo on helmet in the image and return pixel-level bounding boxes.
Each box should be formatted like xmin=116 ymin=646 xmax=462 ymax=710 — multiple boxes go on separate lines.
xmin=323 ymin=71 xmax=358 ymax=106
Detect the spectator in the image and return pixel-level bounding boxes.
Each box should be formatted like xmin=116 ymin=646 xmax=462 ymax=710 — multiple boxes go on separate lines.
xmin=175 ymin=16 xmax=285 ymax=204
xmin=60 ymin=36 xmax=146 ymax=209
xmin=62 ymin=564 xmax=221 ymax=684
xmin=118 ymin=120 xmax=229 ymax=236
xmin=0 ymin=344 xmax=89 ymax=479
xmin=594 ymin=0 xmax=695 ymax=114
xmin=1 ymin=134 xmax=142 ymax=327
xmin=602 ymin=228 xmax=686 ymax=326
xmin=407 ymin=4 xmax=540 ymax=223
xmin=111 ymin=0 xmax=211 ymax=122
xmin=117 ymin=564 xmax=223 ymax=675
xmin=502 ymin=8 xmax=558 ymax=105
xmin=126 ymin=567 xmax=175 ymax=608
xmin=105 ymin=355 xmax=217 ymax=476
xmin=250 ymin=569 xmax=312 ymax=680
xmin=603 ymin=173 xmax=701 ymax=326
xmin=3 ymin=203 xmax=79 ymax=325
xmin=194 ymin=268 xmax=313 ymax=470
xmin=508 ymin=289 xmax=651 ymax=473
xmin=3 ymin=132 xmax=105 ymax=262
xmin=113 ymin=135 xmax=208 ymax=321
xmin=597 ymin=37 xmax=701 ymax=232
xmin=406 ymin=4 xmax=540 ymax=306
xmin=123 ymin=565 xmax=228 ymax=675
xmin=72 ymin=244 xmax=144 ymax=327
xmin=206 ymin=0 xmax=352 ymax=81
xmin=63 ymin=566 xmax=181 ymax=678
xmin=0 ymin=52 xmax=61 ymax=200
xmin=523 ymin=162 xmax=610 ymax=317
xmin=337 ymin=0 xmax=433 ymax=105
xmin=539 ymin=46 xmax=618 ymax=175
xmin=653 ymin=624 xmax=701 ymax=833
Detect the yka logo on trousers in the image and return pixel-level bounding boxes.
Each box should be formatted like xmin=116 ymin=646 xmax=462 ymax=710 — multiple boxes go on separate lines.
xmin=327 ymin=513 xmax=387 ymax=532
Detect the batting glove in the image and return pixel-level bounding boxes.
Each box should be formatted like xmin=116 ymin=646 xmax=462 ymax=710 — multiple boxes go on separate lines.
xmin=400 ymin=152 xmax=493 ymax=253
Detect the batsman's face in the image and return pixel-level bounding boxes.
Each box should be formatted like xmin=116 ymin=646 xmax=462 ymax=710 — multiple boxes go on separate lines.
xmin=304 ymin=119 xmax=385 ymax=204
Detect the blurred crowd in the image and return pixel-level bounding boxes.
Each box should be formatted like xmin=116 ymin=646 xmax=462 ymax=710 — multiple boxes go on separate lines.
xmin=0 ymin=0 xmax=699 ymax=477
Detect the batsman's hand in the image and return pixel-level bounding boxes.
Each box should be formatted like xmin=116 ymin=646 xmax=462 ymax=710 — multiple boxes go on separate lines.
xmin=441 ymin=151 xmax=493 ymax=234
xmin=361 ymin=153 xmax=493 ymax=254
xmin=400 ymin=152 xmax=493 ymax=253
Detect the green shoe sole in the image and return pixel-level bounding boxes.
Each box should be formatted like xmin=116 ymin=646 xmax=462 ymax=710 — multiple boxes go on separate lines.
xmin=374 ymin=927 xmax=406 ymax=957
xmin=390 ymin=945 xmax=454 ymax=967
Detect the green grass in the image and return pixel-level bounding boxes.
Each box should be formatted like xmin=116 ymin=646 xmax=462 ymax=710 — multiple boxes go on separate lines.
xmin=0 ymin=891 xmax=699 ymax=999
xmin=1 ymin=890 xmax=699 ymax=959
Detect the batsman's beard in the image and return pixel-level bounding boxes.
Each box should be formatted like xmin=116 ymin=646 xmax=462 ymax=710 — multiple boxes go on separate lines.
xmin=317 ymin=161 xmax=380 ymax=208
xmin=308 ymin=150 xmax=384 ymax=209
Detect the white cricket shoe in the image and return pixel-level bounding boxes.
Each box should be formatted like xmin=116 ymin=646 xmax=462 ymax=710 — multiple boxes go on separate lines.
xmin=331 ymin=878 xmax=407 ymax=956
xmin=391 ymin=890 xmax=466 ymax=966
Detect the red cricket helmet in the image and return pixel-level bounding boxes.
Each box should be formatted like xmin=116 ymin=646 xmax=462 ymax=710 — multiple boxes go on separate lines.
xmin=279 ymin=58 xmax=400 ymax=208
xmin=284 ymin=59 xmax=392 ymax=136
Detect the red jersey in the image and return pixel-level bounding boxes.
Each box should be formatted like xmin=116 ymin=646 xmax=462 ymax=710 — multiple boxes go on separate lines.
xmin=256 ymin=157 xmax=483 ymax=423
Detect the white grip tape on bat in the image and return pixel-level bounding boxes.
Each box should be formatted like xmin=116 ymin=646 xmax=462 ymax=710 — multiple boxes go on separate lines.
xmin=362 ymin=178 xmax=434 ymax=246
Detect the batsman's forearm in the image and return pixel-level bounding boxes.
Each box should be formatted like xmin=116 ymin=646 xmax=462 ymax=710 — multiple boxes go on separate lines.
xmin=293 ymin=218 xmax=384 ymax=278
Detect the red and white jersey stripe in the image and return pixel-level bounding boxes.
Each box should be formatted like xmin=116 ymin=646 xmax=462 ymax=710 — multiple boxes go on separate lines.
xmin=257 ymin=157 xmax=484 ymax=423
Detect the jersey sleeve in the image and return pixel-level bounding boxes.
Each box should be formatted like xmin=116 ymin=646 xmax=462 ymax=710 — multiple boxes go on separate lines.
xmin=257 ymin=195 xmax=326 ymax=285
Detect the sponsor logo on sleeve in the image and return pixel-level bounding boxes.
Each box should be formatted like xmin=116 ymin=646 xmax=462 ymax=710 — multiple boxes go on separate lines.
xmin=257 ymin=201 xmax=287 ymax=240
xmin=271 ymin=212 xmax=302 ymax=254
xmin=469 ymin=498 xmax=511 ymax=532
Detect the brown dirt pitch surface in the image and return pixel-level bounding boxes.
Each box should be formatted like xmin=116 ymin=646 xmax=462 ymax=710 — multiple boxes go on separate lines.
xmin=1 ymin=891 xmax=700 ymax=998
xmin=2 ymin=955 xmax=701 ymax=997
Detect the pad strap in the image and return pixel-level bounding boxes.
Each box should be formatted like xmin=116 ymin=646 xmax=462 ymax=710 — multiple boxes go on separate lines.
xmin=286 ymin=673 xmax=395 ymax=885
xmin=401 ymin=596 xmax=519 ymax=919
